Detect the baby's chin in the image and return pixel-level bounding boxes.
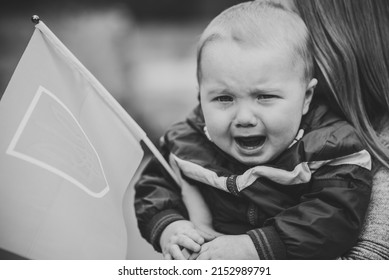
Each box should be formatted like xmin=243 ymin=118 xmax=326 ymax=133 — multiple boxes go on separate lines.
xmin=234 ymin=155 xmax=270 ymax=167
xmin=233 ymin=149 xmax=283 ymax=167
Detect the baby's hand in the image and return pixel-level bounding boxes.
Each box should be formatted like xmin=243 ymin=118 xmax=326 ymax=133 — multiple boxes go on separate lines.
xmin=160 ymin=220 xmax=205 ymax=260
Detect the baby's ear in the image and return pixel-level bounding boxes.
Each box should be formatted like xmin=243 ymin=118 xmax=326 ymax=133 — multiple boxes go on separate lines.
xmin=302 ymin=78 xmax=318 ymax=115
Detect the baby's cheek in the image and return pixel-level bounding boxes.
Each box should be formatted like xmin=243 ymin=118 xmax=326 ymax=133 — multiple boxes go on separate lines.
xmin=206 ymin=116 xmax=230 ymax=135
xmin=271 ymin=121 xmax=299 ymax=143
xmin=276 ymin=111 xmax=301 ymax=131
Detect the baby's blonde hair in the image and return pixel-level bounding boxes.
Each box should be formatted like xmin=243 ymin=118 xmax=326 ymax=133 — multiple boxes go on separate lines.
xmin=196 ymin=1 xmax=313 ymax=84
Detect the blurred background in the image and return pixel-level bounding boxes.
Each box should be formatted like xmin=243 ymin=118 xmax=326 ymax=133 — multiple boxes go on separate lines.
xmin=0 ymin=0 xmax=244 ymax=259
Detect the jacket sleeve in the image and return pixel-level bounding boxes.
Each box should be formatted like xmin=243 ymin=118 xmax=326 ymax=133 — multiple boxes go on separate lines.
xmin=134 ymin=140 xmax=188 ymax=252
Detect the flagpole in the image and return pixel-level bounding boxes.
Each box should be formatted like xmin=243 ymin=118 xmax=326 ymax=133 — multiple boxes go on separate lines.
xmin=30 ymin=15 xmax=180 ymax=186
xmin=141 ymin=138 xmax=181 ymax=185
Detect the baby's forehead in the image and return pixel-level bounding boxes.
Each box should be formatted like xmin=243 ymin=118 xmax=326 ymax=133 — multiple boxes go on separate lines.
xmin=201 ymin=3 xmax=308 ymax=48
xmin=203 ymin=38 xmax=305 ymax=73
xmin=202 ymin=18 xmax=307 ymax=60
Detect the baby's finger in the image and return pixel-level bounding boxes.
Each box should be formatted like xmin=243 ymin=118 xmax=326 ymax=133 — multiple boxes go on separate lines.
xmin=177 ymin=235 xmax=202 ymax=253
xmin=184 ymin=230 xmax=205 ymax=246
xmin=197 ymin=229 xmax=218 ymax=242
xmin=170 ymin=244 xmax=187 ymax=260
xmin=163 ymin=252 xmax=172 ymax=260
xmin=181 ymin=248 xmax=192 ymax=259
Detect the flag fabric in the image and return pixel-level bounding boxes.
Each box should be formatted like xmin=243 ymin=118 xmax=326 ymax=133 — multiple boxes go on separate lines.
xmin=0 ymin=20 xmax=169 ymax=259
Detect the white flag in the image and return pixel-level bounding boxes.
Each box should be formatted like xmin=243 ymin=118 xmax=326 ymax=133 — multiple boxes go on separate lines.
xmin=0 ymin=19 xmax=174 ymax=259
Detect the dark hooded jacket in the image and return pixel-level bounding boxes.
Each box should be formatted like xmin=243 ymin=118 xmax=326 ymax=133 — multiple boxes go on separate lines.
xmin=134 ymin=103 xmax=372 ymax=259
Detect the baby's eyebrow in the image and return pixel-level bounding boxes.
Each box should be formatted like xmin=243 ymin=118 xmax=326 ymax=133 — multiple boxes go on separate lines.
xmin=248 ymin=88 xmax=278 ymax=95
xmin=207 ymin=89 xmax=233 ymax=95
xmin=205 ymin=88 xmax=279 ymax=97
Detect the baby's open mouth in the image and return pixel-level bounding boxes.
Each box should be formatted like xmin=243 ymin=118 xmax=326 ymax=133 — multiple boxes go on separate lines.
xmin=235 ymin=136 xmax=266 ymax=150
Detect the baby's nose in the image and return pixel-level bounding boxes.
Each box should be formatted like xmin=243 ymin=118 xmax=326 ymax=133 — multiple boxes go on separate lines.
xmin=234 ymin=106 xmax=258 ymax=127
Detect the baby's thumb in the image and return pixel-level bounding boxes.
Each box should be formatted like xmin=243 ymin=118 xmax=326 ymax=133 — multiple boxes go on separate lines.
xmin=197 ymin=228 xmax=221 ymax=241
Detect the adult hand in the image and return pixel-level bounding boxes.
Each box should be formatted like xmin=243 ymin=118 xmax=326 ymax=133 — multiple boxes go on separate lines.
xmin=190 ymin=234 xmax=259 ymax=260
xmin=159 ymin=220 xmax=205 ymax=260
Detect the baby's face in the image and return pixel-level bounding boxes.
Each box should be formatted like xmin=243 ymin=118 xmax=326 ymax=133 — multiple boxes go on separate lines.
xmin=199 ymin=41 xmax=316 ymax=166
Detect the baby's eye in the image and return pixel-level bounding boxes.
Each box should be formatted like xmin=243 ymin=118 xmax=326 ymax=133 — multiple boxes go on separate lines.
xmin=257 ymin=94 xmax=276 ymax=100
xmin=215 ymin=96 xmax=233 ymax=103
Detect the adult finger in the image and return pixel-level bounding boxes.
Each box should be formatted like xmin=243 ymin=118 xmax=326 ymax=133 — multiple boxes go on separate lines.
xmin=195 ymin=251 xmax=210 ymax=260
xmin=188 ymin=251 xmax=200 ymax=260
